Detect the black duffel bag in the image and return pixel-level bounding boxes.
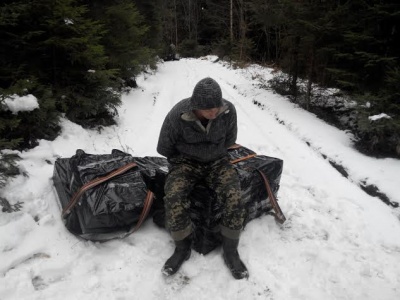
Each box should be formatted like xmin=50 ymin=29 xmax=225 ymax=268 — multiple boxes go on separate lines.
xmin=151 ymin=145 xmax=285 ymax=254
xmin=53 ymin=149 xmax=166 ymax=241
xmin=53 ymin=146 xmax=284 ymax=250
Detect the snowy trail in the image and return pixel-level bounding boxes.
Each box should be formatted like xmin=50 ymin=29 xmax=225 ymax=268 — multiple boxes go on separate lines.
xmin=1 ymin=57 xmax=400 ymax=300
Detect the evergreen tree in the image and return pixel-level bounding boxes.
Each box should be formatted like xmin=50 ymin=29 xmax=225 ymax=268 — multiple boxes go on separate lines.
xmin=1 ymin=1 xmax=58 ymax=184
xmin=36 ymin=0 xmax=121 ymax=126
xmin=86 ymin=0 xmax=157 ymax=88
xmin=252 ymin=0 xmax=399 ymax=156
xmin=0 ymin=1 xmax=61 ymax=146
xmin=322 ymin=0 xmax=400 ymax=156
xmin=1 ymin=0 xmax=123 ymax=129
xmin=247 ymin=0 xmax=286 ymax=63
xmin=134 ymin=0 xmax=163 ymax=53
xmin=198 ymin=0 xmax=230 ymax=49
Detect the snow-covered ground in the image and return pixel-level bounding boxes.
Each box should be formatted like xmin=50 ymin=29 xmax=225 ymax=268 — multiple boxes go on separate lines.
xmin=1 ymin=56 xmax=400 ymax=300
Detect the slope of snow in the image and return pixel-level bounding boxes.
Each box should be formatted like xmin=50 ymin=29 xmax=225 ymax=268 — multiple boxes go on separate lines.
xmin=1 ymin=57 xmax=400 ymax=300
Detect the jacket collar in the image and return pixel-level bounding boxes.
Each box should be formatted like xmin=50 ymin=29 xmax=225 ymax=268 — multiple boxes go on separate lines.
xmin=181 ymin=101 xmax=229 ymax=122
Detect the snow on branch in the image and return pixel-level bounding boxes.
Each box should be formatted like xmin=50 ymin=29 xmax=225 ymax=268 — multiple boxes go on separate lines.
xmin=368 ymin=113 xmax=391 ymax=122
xmin=3 ymin=94 xmax=39 ymax=114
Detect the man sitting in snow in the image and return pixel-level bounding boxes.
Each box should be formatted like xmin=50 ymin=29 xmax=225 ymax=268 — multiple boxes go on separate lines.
xmin=157 ymin=77 xmax=249 ymax=279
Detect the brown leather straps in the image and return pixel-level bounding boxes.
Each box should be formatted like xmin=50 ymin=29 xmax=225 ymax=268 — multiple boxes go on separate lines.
xmin=255 ymin=169 xmax=286 ymax=224
xmin=230 ymin=154 xmax=258 ymax=164
xmin=61 ymin=161 xmax=155 ymax=236
xmin=123 ymin=190 xmax=154 ymax=236
xmin=230 ymin=149 xmax=286 ymax=224
xmin=62 ymin=162 xmax=139 ymax=218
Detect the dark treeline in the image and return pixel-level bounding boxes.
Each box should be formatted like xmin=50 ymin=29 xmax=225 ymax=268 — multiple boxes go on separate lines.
xmin=0 ymin=0 xmax=159 ymax=187
xmin=164 ymin=0 xmax=400 ymax=159
xmin=1 ymin=0 xmax=399 ymax=186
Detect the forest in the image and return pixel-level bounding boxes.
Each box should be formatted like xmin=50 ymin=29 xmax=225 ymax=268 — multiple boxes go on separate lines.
xmin=1 ymin=0 xmax=399 ymax=187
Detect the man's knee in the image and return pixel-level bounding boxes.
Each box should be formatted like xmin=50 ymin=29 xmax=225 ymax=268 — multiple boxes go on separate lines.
xmin=165 ymin=163 xmax=196 ymax=193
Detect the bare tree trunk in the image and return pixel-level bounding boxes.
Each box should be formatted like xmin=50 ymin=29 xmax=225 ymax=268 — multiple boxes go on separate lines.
xmin=275 ymin=27 xmax=280 ymax=62
xmin=174 ymin=0 xmax=178 ymax=48
xmin=181 ymin=0 xmax=191 ymax=39
xmin=264 ymin=28 xmax=270 ymax=62
xmin=290 ymin=36 xmax=300 ymax=101
xmin=238 ymin=0 xmax=246 ymax=60
xmin=230 ymin=0 xmax=233 ymax=44
xmin=191 ymin=0 xmax=196 ymax=41
xmin=306 ymin=46 xmax=315 ymax=110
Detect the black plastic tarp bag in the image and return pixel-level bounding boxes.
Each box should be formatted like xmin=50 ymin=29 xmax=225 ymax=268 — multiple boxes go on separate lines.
xmin=53 ymin=146 xmax=283 ymax=250
xmin=53 ymin=149 xmax=167 ymax=241
xmin=152 ymin=145 xmax=284 ymax=254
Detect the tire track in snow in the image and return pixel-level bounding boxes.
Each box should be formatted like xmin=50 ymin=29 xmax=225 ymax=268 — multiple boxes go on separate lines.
xmin=2 ymin=58 xmax=400 ymax=300
xmin=109 ymin=62 xmax=195 ymax=156
xmin=92 ymin=59 xmax=400 ymax=300
xmin=187 ymin=64 xmax=400 ymax=299
xmin=218 ymin=71 xmax=400 ymax=210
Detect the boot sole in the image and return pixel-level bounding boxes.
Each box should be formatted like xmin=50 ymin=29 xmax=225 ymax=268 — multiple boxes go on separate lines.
xmin=161 ymin=250 xmax=191 ymax=276
xmin=223 ymin=254 xmax=249 ymax=280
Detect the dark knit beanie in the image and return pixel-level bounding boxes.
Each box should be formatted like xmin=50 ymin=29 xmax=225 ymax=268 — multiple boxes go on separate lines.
xmin=190 ymin=77 xmax=223 ymax=110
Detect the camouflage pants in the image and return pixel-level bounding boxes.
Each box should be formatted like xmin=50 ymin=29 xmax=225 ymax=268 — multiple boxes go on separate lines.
xmin=164 ymin=156 xmax=245 ymax=241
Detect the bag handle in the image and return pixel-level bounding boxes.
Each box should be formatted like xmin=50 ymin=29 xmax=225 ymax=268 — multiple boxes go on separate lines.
xmin=62 ymin=162 xmax=139 ymax=218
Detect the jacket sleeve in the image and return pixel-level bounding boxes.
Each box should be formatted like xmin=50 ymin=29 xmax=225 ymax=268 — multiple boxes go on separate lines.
xmin=157 ymin=114 xmax=179 ymax=159
xmin=225 ymin=104 xmax=238 ymax=148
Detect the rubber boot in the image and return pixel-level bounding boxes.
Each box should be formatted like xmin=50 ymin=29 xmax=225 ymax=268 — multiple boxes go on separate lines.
xmin=161 ymin=235 xmax=192 ymax=276
xmin=222 ymin=236 xmax=249 ymax=279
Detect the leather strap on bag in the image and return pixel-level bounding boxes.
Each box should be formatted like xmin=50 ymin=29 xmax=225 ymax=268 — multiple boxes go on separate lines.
xmin=62 ymin=162 xmax=139 ymax=218
xmin=61 ymin=162 xmax=154 ymax=234
xmin=94 ymin=190 xmax=154 ymax=242
xmin=230 ymin=145 xmax=286 ymax=224
xmin=116 ymin=190 xmax=154 ymax=239
xmin=255 ymin=170 xmax=286 ymax=224
xmin=230 ymin=154 xmax=257 ymax=164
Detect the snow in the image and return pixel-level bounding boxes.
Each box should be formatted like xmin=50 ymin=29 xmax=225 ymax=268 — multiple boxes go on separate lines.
xmin=3 ymin=94 xmax=39 ymax=114
xmin=369 ymin=113 xmax=391 ymax=121
xmin=1 ymin=56 xmax=400 ymax=300
xmin=64 ymin=19 xmax=74 ymax=25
